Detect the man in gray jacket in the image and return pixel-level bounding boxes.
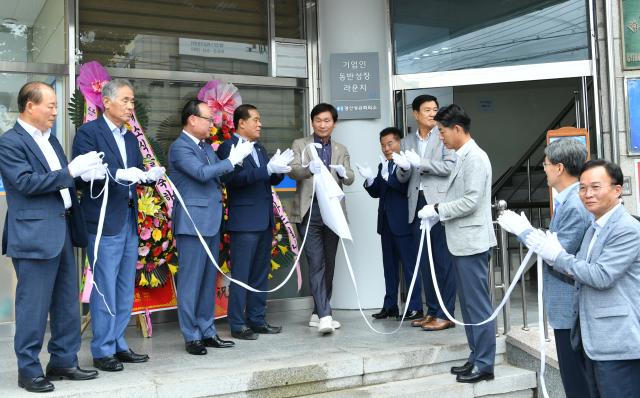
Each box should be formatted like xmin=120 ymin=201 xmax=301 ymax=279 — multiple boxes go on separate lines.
xmin=527 ymin=159 xmax=640 ymax=398
xmin=395 ymin=95 xmax=457 ymax=329
xmin=499 ymin=138 xmax=591 ymax=398
xmin=418 ymin=104 xmax=497 ymax=383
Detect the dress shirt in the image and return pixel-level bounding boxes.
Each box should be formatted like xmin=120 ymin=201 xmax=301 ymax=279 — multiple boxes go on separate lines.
xmin=553 ymin=181 xmax=578 ymax=213
xmin=103 ymin=115 xmax=128 ymax=167
xmin=381 ymin=158 xmax=395 ymax=181
xmin=183 ymin=131 xmax=209 ymax=164
xmin=17 ymin=119 xmax=72 ymax=209
xmin=586 ymin=203 xmax=621 ymax=261
xmin=416 ymin=127 xmax=437 ymax=190
xmin=313 ymin=134 xmax=332 ymax=168
xmin=234 ymin=133 xmax=260 ymax=166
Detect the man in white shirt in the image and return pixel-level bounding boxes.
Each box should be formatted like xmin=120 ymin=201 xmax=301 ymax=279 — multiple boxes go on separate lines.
xmin=0 ymin=82 xmax=104 ymax=392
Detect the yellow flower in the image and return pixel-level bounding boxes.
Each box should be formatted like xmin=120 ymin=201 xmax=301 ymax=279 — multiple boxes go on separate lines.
xmin=167 ymin=230 xmax=173 ymax=240
xmin=150 ymin=273 xmax=161 ymax=287
xmin=268 ymin=273 xmax=273 ymax=279
xmin=221 ymin=261 xmax=230 ymax=274
xmin=168 ymin=264 xmax=178 ymax=274
xmin=278 ymin=245 xmax=288 ymax=254
xmin=210 ymin=126 xmax=218 ymax=134
xmin=152 ymin=229 xmax=162 ymax=242
xmin=138 ymin=192 xmax=161 ymax=217
xmin=139 ymin=273 xmax=149 ymax=287
xmin=271 ymin=260 xmax=280 ymax=271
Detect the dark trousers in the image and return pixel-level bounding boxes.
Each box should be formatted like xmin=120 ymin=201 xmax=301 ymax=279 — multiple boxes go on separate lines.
xmin=227 ymin=229 xmax=271 ymax=332
xmin=554 ymin=329 xmax=590 ymax=398
xmin=13 ymin=224 xmax=80 ymax=377
xmin=412 ymin=195 xmax=456 ymax=318
xmin=175 ymin=234 xmax=219 ymax=342
xmin=299 ymin=199 xmax=339 ymax=318
xmin=380 ymin=217 xmax=422 ymax=311
xmin=580 ymin=348 xmax=640 ymax=398
xmin=452 ymin=250 xmax=495 ymax=373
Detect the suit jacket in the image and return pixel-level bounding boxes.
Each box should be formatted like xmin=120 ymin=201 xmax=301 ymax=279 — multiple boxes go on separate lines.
xmin=554 ymin=205 xmax=640 ymax=361
xmin=217 ymin=135 xmax=284 ymax=232
xmin=288 ymin=135 xmax=355 ymax=223
xmin=544 ymin=183 xmax=591 ymax=329
xmin=72 ymin=117 xmax=146 ymax=236
xmin=438 ymin=139 xmax=497 ymax=256
xmin=364 ymin=162 xmax=411 ymax=236
xmin=396 ymin=129 xmax=456 ymax=223
xmin=168 ymin=133 xmax=234 ymax=237
xmin=0 ymin=122 xmax=87 ymax=259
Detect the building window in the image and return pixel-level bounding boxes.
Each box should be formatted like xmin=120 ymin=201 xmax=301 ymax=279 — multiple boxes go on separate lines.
xmin=391 ymin=0 xmax=589 ymax=74
xmin=1 ymin=0 xmax=67 ymax=64
xmin=79 ymin=0 xmax=273 ymax=75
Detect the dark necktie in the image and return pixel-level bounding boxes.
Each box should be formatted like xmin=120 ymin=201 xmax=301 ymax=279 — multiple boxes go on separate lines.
xmin=388 ymin=160 xmax=394 ymax=174
xmin=198 ymin=141 xmax=210 ymax=164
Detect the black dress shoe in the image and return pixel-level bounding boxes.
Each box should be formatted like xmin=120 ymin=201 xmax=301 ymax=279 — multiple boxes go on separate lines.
xmin=372 ymin=308 xmax=400 ymax=319
xmin=185 ymin=340 xmax=207 ymax=355
xmin=18 ymin=375 xmax=54 ymax=393
xmin=93 ymin=356 xmax=124 ymax=372
xmin=456 ymin=367 xmax=494 ymax=383
xmin=46 ymin=364 xmax=98 ymax=381
xmin=203 ymin=335 xmax=235 ymax=348
xmin=231 ymin=326 xmax=259 ymax=340
xmin=250 ymin=323 xmax=282 ymax=334
xmin=115 ymin=349 xmax=149 ymax=363
xmin=398 ymin=310 xmax=423 ymax=320
xmin=450 ymin=361 xmax=474 ymax=375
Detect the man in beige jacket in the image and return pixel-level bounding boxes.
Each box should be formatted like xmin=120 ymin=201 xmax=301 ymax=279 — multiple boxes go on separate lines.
xmin=289 ymin=103 xmax=354 ymax=334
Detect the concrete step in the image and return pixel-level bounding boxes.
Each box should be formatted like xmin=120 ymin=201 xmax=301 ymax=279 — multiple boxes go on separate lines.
xmin=308 ymin=364 xmax=536 ymax=398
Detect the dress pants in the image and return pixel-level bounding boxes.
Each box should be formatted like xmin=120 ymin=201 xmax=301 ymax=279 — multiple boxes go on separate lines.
xmin=452 ymin=250 xmax=495 ymax=373
xmin=298 ymin=199 xmax=339 ymax=318
xmin=175 ymin=234 xmax=218 ymax=342
xmin=554 ymin=329 xmax=590 ymax=398
xmin=12 ymin=223 xmax=80 ymax=377
xmin=227 ymin=229 xmax=271 ymax=331
xmin=88 ymin=210 xmax=138 ymax=359
xmin=413 ymin=195 xmax=456 ymax=318
xmin=380 ymin=216 xmax=422 ymax=311
xmin=580 ymin=347 xmax=640 ymax=398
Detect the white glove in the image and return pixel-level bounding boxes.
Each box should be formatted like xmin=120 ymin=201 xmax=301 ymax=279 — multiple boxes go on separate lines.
xmin=267 ymin=150 xmax=292 ymax=174
xmin=391 ymin=151 xmax=411 ymax=170
xmin=329 ymin=164 xmax=347 ymax=178
xmin=525 ymin=230 xmax=564 ymax=263
xmin=80 ymin=163 xmax=108 ymax=182
xmin=308 ymin=158 xmax=323 ymax=174
xmin=418 ymin=204 xmax=440 ymax=231
xmin=497 ymin=210 xmax=533 ymax=237
xmin=405 ymin=149 xmax=422 ymax=168
xmin=145 ymin=166 xmax=166 ymax=182
xmin=116 ymin=167 xmax=148 ymax=184
xmin=68 ymin=151 xmax=103 ymax=178
xmin=278 ymin=148 xmax=294 ymax=166
xmin=356 ymin=163 xmax=375 ymax=186
xmin=228 ymin=140 xmax=254 ymax=166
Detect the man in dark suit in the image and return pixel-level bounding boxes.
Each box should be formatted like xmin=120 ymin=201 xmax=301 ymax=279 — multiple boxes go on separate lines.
xmin=217 ymin=104 xmax=291 ymax=340
xmin=359 ymin=127 xmax=422 ymax=319
xmin=169 ymin=100 xmax=253 ymax=355
xmin=72 ymin=79 xmax=163 ymax=372
xmin=0 ymin=82 xmax=102 ymax=392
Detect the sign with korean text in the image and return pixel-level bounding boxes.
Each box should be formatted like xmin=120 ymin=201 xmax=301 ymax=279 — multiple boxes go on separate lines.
xmin=179 ymin=38 xmax=268 ymax=63
xmin=622 ymin=0 xmax=640 ymax=69
xmin=330 ymin=52 xmax=380 ymax=119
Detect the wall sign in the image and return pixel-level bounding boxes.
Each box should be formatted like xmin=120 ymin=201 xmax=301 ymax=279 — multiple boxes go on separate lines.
xmin=330 ymin=52 xmax=380 ymax=119
xmin=622 ymin=0 xmax=640 ymax=69
xmin=625 ymin=78 xmax=640 ymax=154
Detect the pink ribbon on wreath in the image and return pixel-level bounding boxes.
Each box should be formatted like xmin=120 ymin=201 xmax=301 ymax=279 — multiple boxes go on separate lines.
xmin=272 ymin=190 xmax=302 ymax=291
xmin=77 ymin=61 xmax=110 ymax=124
xmin=197 ymin=80 xmax=242 ymax=128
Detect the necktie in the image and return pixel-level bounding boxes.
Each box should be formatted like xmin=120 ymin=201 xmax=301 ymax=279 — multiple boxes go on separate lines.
xmin=553 ymin=199 xmax=562 ymax=214
xmin=388 ymin=160 xmax=394 ymax=174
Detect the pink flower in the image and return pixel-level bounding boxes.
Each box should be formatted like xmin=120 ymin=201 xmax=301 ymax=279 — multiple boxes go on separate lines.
xmin=153 ymin=217 xmax=160 ymax=227
xmin=140 ymin=228 xmax=151 ymax=240
xmin=162 ymin=240 xmax=169 ymax=251
xmin=136 ymin=261 xmax=145 ymax=269
xmin=77 ymin=61 xmax=111 ymax=110
xmin=138 ymin=246 xmax=150 ymax=257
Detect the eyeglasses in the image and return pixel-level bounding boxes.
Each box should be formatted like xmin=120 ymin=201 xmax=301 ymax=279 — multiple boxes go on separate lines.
xmin=578 ymin=184 xmax=618 ymax=195
xmin=194 ymin=115 xmax=215 ymax=125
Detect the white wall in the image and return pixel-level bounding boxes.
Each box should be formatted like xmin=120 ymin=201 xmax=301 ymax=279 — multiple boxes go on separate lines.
xmin=317 ymin=0 xmax=392 ymax=309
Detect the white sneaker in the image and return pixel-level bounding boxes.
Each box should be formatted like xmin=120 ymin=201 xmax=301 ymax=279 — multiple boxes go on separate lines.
xmin=309 ymin=314 xmax=341 ymax=329
xmin=318 ymin=315 xmax=335 ymax=334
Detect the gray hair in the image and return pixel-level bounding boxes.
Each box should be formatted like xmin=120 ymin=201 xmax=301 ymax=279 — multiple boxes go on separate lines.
xmin=544 ymin=138 xmax=587 ymax=177
xmin=101 ymin=78 xmax=134 ymax=101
